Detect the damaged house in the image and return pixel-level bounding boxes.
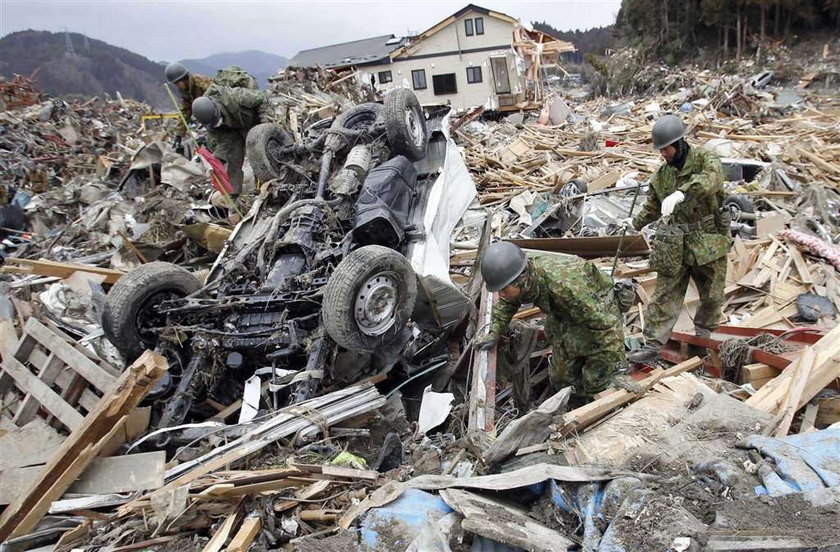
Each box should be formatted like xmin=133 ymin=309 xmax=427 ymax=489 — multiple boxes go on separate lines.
xmin=289 ymin=4 xmax=575 ymax=111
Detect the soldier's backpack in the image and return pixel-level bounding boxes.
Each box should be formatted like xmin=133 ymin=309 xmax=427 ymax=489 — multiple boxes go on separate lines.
xmin=213 ymin=66 xmax=259 ymax=90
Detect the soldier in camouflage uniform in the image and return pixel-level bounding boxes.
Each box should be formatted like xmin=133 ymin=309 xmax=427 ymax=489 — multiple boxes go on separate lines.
xmin=627 ymin=115 xmax=732 ymax=363
xmin=192 ymin=84 xmax=273 ymax=196
xmin=475 ymin=242 xmax=631 ymax=405
xmin=165 ymin=63 xmax=212 ymax=146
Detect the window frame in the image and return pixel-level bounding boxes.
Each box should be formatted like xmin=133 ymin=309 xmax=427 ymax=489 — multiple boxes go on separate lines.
xmin=464 ymin=18 xmax=474 ymax=36
xmin=432 ymin=73 xmax=458 ymax=95
xmin=475 ymin=17 xmax=484 ymax=35
xmin=411 ymin=69 xmax=427 ymax=90
xmin=378 ymin=70 xmax=393 ymax=84
xmin=466 ymin=66 xmax=482 ymax=84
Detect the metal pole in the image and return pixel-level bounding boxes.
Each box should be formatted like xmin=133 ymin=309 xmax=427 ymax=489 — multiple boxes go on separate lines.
xmin=610 ymin=178 xmax=644 ymax=279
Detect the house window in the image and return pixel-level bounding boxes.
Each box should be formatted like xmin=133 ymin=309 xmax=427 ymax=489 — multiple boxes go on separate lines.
xmin=475 ymin=17 xmax=484 ymax=35
xmin=432 ymin=73 xmax=457 ymax=95
xmin=378 ymin=71 xmax=392 ymax=84
xmin=466 ymin=66 xmax=482 ymax=84
xmin=464 ymin=18 xmax=474 ymax=36
xmin=411 ymin=69 xmax=427 ymax=90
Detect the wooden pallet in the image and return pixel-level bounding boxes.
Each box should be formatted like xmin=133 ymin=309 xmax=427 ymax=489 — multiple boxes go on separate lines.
xmin=0 ymin=318 xmax=121 ymax=433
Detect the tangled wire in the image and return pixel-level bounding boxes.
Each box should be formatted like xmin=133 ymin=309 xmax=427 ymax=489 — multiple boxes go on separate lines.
xmin=718 ymin=333 xmax=794 ymax=382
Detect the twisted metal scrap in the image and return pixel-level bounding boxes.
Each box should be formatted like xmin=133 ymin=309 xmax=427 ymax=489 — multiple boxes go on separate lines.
xmin=718 ymin=333 xmax=793 ymax=382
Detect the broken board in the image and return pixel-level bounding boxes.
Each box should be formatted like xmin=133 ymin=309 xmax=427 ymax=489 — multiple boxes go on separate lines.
xmin=512 ymin=235 xmax=650 ymax=259
xmin=440 ymin=488 xmax=574 ymax=552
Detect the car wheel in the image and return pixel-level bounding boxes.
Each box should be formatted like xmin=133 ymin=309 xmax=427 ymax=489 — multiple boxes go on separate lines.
xmin=332 ymin=103 xmax=382 ymax=131
xmin=246 ymin=123 xmax=293 ymax=182
xmin=723 ymin=194 xmax=755 ymax=221
xmin=559 ymin=179 xmax=588 ymax=198
xmin=102 ymin=262 xmax=201 ymax=362
xmin=323 ymin=245 xmax=417 ymax=352
xmin=383 ymin=88 xmax=427 ymax=161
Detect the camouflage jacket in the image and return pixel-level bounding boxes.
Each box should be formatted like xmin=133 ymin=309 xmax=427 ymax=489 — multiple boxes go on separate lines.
xmin=203 ymin=84 xmax=273 ymax=132
xmin=177 ymin=73 xmax=212 ymax=136
xmin=633 ymin=146 xmax=731 ymax=265
xmin=489 ymin=254 xmax=619 ymax=343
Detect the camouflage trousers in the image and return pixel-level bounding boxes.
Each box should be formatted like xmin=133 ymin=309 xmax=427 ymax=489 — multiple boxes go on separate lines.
xmin=544 ymin=316 xmax=625 ymax=401
xmin=209 ymin=129 xmax=247 ymax=195
xmin=645 ymin=256 xmax=727 ymax=347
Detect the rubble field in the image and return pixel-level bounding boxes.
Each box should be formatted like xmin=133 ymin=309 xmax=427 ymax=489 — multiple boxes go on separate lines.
xmin=0 ymin=48 xmax=839 ymax=552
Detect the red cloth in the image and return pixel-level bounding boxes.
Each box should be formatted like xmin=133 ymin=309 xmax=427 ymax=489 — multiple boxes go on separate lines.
xmin=196 ymin=146 xmax=234 ymax=195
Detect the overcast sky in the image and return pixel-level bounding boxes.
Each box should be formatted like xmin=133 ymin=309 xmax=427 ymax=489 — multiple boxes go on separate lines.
xmin=1 ymin=0 xmax=621 ymax=62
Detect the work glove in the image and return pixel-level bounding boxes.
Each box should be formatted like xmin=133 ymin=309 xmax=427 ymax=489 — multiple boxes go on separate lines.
xmin=611 ymin=374 xmax=642 ymax=394
xmin=660 ymin=190 xmax=685 ymax=217
xmin=472 ymin=332 xmax=498 ymax=351
xmin=619 ymin=217 xmax=635 ymax=231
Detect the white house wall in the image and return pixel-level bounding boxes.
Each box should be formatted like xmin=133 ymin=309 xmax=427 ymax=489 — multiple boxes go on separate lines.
xmin=361 ymin=10 xmax=522 ymax=111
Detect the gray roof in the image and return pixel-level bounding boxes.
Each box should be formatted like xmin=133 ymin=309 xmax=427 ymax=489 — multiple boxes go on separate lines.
xmin=288 ymin=34 xmax=405 ymax=69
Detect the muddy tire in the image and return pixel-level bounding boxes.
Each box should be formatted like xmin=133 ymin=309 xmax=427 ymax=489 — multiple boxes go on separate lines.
xmin=560 ymin=179 xmax=588 ymax=197
xmin=102 ymin=262 xmax=201 ymax=362
xmin=383 ymin=88 xmax=427 ymax=161
xmin=332 ymin=103 xmax=382 ymax=131
xmin=723 ymin=194 xmax=755 ymax=220
xmin=246 ymin=123 xmax=293 ymax=182
xmin=323 ymin=245 xmax=417 ymax=352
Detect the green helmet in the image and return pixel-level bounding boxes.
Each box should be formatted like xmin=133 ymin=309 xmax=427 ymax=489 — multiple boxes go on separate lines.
xmin=165 ymin=62 xmax=189 ymax=84
xmin=652 ymin=114 xmax=686 ymax=150
xmin=481 ymin=241 xmax=527 ymax=292
xmin=192 ymin=96 xmax=221 ymax=127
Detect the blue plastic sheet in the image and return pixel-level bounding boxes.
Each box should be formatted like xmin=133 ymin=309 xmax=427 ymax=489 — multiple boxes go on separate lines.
xmin=361 ymin=488 xmax=453 ymax=550
xmin=742 ymin=427 xmax=840 ymax=496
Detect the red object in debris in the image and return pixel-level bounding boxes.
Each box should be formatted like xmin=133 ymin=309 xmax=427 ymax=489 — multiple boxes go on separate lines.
xmin=605 ymin=140 xmax=623 ymax=147
xmin=196 ymin=146 xmax=234 ymax=195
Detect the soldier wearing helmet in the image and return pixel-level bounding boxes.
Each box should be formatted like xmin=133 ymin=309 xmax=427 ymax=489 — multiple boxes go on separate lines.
xmin=191 ymin=84 xmax=273 ymax=196
xmin=474 ymin=241 xmax=634 ymax=406
xmin=627 ymin=114 xmax=731 ymax=363
xmin=165 ymin=62 xmax=212 ymax=152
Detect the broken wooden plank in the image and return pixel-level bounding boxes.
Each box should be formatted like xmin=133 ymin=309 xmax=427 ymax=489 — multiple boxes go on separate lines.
xmin=440 ymin=488 xmax=574 ymax=552
xmin=201 ymin=511 xmax=240 ymax=552
xmin=227 ymin=515 xmax=262 ymax=552
xmin=815 ymin=397 xmax=840 ymax=427
xmin=290 ymin=463 xmax=380 ymax=481
xmin=740 ymin=363 xmax=780 ymax=384
xmin=556 ymin=357 xmax=704 ymax=438
xmin=512 ymin=235 xmax=650 ymax=259
xmin=746 ymin=325 xmax=840 ymax=414
xmin=799 ymin=403 xmax=819 ymax=434
xmin=773 ymin=347 xmax=817 ymax=436
xmin=2 ymin=258 xmax=124 ymax=284
xmin=0 ymin=350 xmax=168 ymax=540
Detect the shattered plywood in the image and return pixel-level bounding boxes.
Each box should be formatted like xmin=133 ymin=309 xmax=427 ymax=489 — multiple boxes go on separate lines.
xmin=563 ymin=373 xmax=718 ymax=466
xmin=440 ymin=488 xmax=575 ymax=552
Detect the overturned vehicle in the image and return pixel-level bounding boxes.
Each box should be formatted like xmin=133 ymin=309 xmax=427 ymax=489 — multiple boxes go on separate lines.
xmin=101 ymin=89 xmax=474 ymax=442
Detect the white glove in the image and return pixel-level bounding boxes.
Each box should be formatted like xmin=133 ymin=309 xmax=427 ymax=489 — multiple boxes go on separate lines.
xmin=619 ymin=217 xmax=634 ymax=231
xmin=660 ymin=191 xmax=685 ymax=217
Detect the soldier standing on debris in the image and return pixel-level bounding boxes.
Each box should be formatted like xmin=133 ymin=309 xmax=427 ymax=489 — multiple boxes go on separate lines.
xmin=474 ymin=242 xmax=638 ymax=407
xmin=165 ymin=62 xmax=212 ymax=155
xmin=191 ymin=84 xmax=273 ymax=197
xmin=627 ymin=115 xmax=732 ymax=363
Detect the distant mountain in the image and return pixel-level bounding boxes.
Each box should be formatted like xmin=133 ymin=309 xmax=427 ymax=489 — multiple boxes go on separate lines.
xmin=0 ymin=30 xmax=169 ymax=109
xmin=179 ymin=50 xmax=289 ymax=87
